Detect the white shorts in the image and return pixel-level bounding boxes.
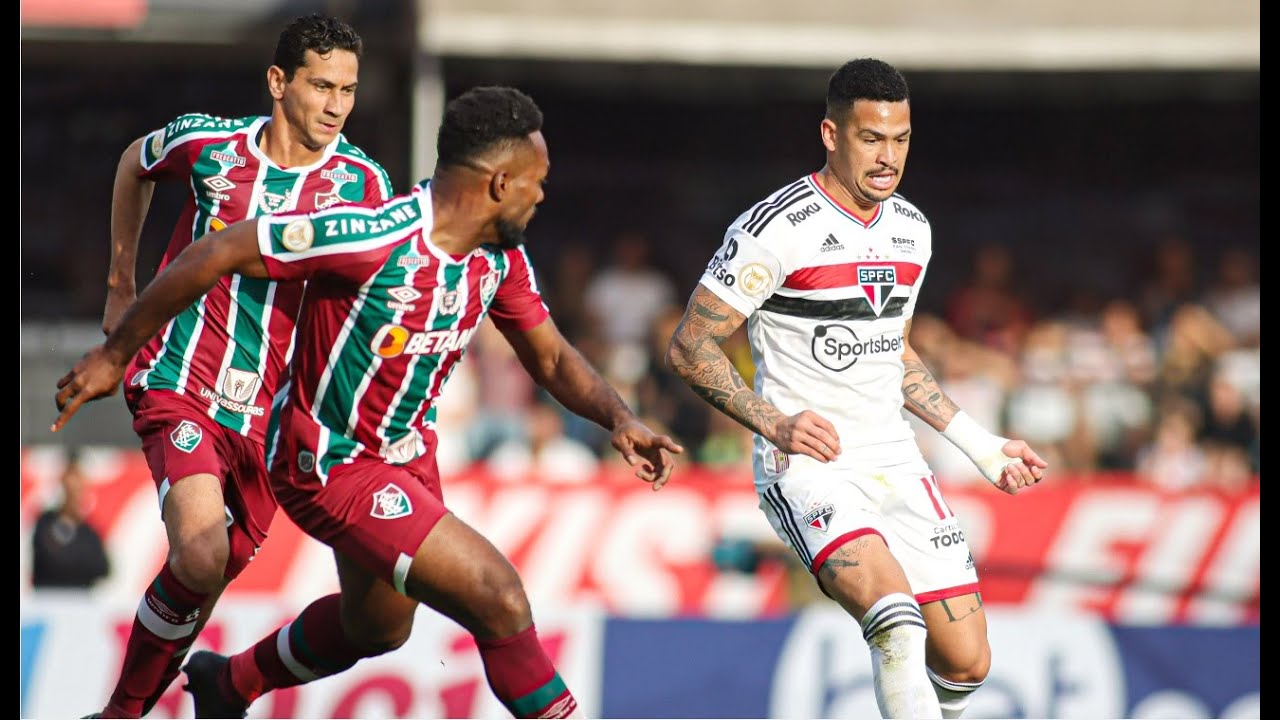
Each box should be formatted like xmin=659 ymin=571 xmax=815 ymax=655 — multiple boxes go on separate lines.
xmin=757 ymin=453 xmax=979 ymax=604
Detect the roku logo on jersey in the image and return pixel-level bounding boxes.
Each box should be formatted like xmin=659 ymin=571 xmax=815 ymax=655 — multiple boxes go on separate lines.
xmin=811 ymin=325 xmax=903 ymax=371
xmin=786 ymin=203 xmax=821 ymax=226
xmin=371 ymin=324 xmax=476 ymax=358
xmin=892 ymin=202 xmax=927 ymax=223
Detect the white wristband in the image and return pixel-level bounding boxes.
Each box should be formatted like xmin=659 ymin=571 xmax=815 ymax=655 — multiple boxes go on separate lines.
xmin=941 ymin=411 xmax=1013 ymax=485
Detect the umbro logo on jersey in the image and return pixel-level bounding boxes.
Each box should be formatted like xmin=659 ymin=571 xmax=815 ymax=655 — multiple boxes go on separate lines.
xmin=203 ymin=175 xmax=235 ymax=193
xmin=820 ymin=233 xmax=844 ymax=252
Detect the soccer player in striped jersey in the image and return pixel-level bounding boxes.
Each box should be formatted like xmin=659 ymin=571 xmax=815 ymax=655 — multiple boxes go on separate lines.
xmin=667 ymin=58 xmax=1048 ymax=719
xmin=86 ymin=14 xmax=392 ymax=719
xmin=55 ymin=86 xmax=682 ymax=720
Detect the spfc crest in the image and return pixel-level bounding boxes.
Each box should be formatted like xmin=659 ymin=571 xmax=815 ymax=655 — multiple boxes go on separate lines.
xmin=857 ymin=265 xmax=897 ymax=317
xmin=802 ymin=504 xmax=836 ymax=532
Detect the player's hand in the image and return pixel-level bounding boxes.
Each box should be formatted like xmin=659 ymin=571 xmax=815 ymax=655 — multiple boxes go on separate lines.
xmin=102 ymin=286 xmax=137 ymax=336
xmin=992 ymin=439 xmax=1047 ymax=495
xmin=611 ymin=419 xmax=685 ymax=491
xmin=770 ymin=410 xmax=841 ymax=463
xmin=51 ymin=345 xmax=128 ymax=433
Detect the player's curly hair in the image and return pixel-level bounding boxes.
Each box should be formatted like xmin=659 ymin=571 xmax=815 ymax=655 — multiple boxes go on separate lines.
xmin=274 ymin=13 xmax=364 ymax=80
xmin=436 ymin=86 xmax=544 ymax=169
xmin=826 ymin=58 xmax=910 ymax=120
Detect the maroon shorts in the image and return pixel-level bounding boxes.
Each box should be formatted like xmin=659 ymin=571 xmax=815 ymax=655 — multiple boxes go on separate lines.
xmin=131 ymin=390 xmax=276 ymax=579
xmin=270 ymin=446 xmax=448 ymax=593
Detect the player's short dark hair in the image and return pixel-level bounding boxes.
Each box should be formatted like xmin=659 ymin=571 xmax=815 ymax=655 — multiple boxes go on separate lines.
xmin=274 ymin=13 xmax=364 ymax=80
xmin=436 ymin=86 xmax=544 ymax=169
xmin=826 ymin=58 xmax=910 ymax=121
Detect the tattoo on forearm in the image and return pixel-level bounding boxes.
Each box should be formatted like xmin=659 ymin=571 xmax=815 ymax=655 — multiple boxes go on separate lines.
xmin=669 ymin=294 xmax=780 ymax=436
xmin=939 ymin=594 xmax=983 ymax=623
xmin=902 ymin=356 xmax=959 ymax=425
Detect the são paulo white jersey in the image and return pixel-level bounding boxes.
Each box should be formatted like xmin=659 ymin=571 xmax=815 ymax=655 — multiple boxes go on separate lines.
xmin=699 ymin=172 xmax=933 ymax=489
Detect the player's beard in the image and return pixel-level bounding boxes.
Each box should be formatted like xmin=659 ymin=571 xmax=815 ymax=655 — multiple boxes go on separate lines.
xmin=493 ymin=218 xmax=526 ymax=250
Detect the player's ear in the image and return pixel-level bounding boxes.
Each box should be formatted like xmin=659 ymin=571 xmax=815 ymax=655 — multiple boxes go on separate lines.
xmin=487 ymin=171 xmax=508 ymax=202
xmin=820 ymin=117 xmax=839 ymax=152
xmin=266 ymin=65 xmax=287 ymax=100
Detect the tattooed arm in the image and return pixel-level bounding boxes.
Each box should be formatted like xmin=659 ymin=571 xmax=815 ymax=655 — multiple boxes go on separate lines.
xmin=666 ymin=284 xmax=840 ymax=463
xmin=900 ymin=319 xmax=960 ymax=432
xmin=900 ymin=319 xmax=1048 ymax=493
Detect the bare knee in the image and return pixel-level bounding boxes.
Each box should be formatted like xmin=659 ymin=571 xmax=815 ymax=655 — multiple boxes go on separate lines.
xmin=168 ymin=538 xmax=229 ymax=593
xmin=471 ymin=570 xmax=533 ymax=638
xmin=930 ymin=641 xmax=990 ymax=685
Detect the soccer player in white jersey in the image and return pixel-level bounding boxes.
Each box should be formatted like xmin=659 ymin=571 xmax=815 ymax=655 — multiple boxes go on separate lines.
xmin=667 ymin=58 xmax=1047 ymax=719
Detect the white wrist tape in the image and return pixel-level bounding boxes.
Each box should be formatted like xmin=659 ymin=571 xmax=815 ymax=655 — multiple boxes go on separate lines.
xmin=941 ymin=411 xmax=1013 ymax=485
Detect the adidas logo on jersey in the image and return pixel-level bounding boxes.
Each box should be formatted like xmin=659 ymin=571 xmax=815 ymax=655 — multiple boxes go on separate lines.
xmin=820 ymin=233 xmax=844 ymax=252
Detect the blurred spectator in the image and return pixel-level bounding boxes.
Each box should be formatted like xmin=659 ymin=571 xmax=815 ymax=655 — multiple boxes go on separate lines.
xmin=908 ymin=314 xmax=1016 ymax=484
xmin=1202 ymin=244 xmax=1260 ymax=348
xmin=486 ymin=399 xmax=601 ymax=483
xmin=1003 ymin=320 xmax=1078 ymax=471
xmin=1135 ymin=234 xmax=1199 ymax=343
xmin=584 ymin=230 xmax=677 ymax=385
xmin=465 ymin=319 xmax=539 ymax=460
xmin=31 ymin=451 xmax=110 ymax=589
xmin=1154 ymin=304 xmax=1236 ymax=406
xmin=1135 ymin=396 xmax=1208 ymax=491
xmin=541 ymin=242 xmax=599 ymax=343
xmin=1198 ymin=373 xmax=1259 ymax=487
xmin=1067 ymin=299 xmax=1157 ymax=470
xmin=943 ymin=241 xmax=1034 ymax=355
xmin=635 ymin=303 xmax=711 ymax=452
xmin=696 ymin=410 xmax=754 ymax=471
xmin=432 ymin=356 xmax=479 ymax=474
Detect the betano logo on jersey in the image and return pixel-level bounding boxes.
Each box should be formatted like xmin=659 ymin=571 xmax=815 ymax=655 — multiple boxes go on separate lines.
xmin=858 ymin=265 xmax=897 ymax=317
xmin=371 ymin=324 xmax=477 ymax=358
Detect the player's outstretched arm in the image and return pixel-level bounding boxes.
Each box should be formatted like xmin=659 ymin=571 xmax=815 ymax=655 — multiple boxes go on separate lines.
xmin=103 ymin=136 xmax=158 ymax=336
xmin=499 ymin=317 xmax=685 ymax=490
xmin=899 ymin=320 xmax=1046 ymax=493
xmin=53 ymin=219 xmax=269 ymax=433
xmin=666 ymin=285 xmax=840 ymax=463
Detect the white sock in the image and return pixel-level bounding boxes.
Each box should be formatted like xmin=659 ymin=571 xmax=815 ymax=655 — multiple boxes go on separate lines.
xmin=928 ymin=666 xmax=984 ymax=719
xmin=861 ymin=593 xmax=942 ymax=719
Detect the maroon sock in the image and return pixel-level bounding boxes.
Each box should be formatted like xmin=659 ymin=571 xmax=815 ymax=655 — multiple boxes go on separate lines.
xmin=224 ymin=594 xmax=370 ymax=705
xmin=102 ymin=564 xmax=208 ymax=718
xmin=477 ymin=625 xmax=579 ymax=718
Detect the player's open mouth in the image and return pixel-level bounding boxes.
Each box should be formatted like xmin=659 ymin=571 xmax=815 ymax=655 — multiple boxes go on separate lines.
xmin=867 ymin=173 xmax=895 ymax=190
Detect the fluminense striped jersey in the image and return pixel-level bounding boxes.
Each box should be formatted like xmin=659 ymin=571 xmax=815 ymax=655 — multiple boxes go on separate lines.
xmin=257 ymin=180 xmax=550 ymax=482
xmin=124 ymin=113 xmax=393 ymax=445
xmin=699 ymin=173 xmax=934 ymax=489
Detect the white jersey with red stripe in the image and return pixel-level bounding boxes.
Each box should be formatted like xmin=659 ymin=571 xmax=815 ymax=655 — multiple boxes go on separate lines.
xmin=699 ymin=172 xmax=933 ymax=490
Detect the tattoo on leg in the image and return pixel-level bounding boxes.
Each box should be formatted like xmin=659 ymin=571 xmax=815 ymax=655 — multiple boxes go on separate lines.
xmin=940 ymin=595 xmax=983 ymax=623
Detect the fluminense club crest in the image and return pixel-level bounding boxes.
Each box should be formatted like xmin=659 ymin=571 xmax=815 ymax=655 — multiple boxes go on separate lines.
xmin=371 ymin=483 xmax=414 ymax=519
xmin=170 ymin=420 xmax=203 ymax=454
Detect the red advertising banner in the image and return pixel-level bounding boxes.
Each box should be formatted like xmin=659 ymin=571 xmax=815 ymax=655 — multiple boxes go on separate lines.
xmin=20 ymin=447 xmax=1258 ymax=624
